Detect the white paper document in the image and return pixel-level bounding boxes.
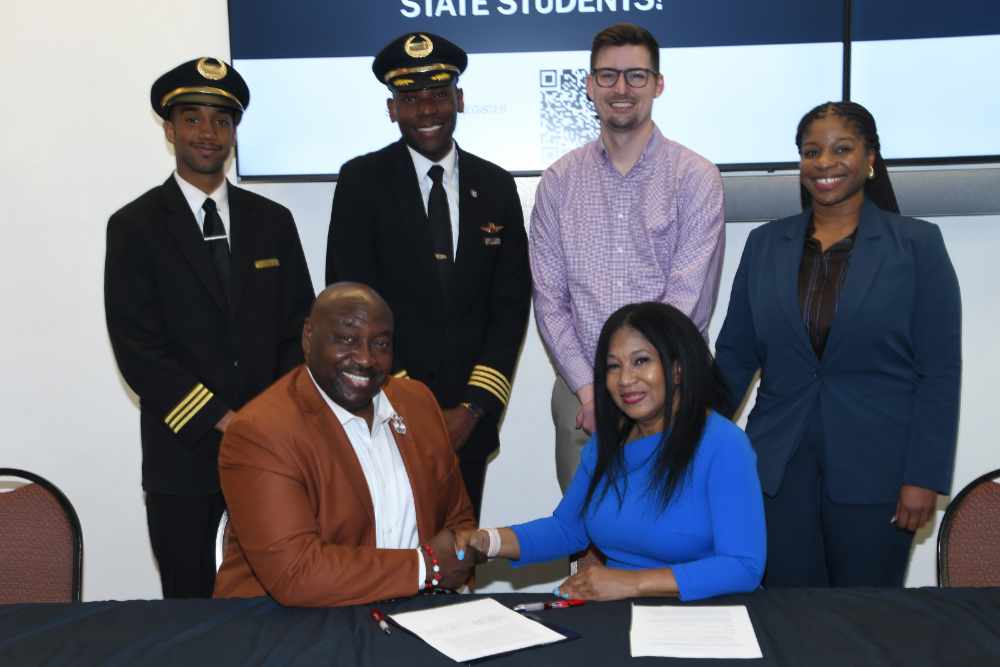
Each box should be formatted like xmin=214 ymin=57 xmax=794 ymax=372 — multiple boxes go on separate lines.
xmin=630 ymin=604 xmax=763 ymax=659
xmin=390 ymin=597 xmax=567 ymax=663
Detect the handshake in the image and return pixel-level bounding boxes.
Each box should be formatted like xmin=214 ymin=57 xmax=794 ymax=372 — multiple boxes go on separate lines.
xmin=420 ymin=527 xmax=502 ymax=590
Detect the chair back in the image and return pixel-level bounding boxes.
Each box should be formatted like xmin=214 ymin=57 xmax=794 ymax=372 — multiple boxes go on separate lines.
xmin=0 ymin=468 xmax=83 ymax=602
xmin=937 ymin=468 xmax=1000 ymax=587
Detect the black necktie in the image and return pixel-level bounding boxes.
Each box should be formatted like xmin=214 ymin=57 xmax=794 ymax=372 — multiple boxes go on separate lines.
xmin=427 ymin=165 xmax=453 ymax=290
xmin=202 ymin=198 xmax=230 ymax=301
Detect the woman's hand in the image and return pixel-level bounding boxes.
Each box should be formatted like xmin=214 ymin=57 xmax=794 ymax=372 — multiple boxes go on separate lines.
xmin=894 ymin=484 xmax=938 ymax=532
xmin=557 ymin=562 xmax=640 ymax=602
xmin=455 ymin=527 xmax=521 ymax=560
xmin=453 ymin=528 xmax=489 ymax=562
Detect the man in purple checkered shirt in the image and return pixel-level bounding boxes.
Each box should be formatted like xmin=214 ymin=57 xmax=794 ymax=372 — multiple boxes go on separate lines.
xmin=530 ymin=23 xmax=726 ymax=490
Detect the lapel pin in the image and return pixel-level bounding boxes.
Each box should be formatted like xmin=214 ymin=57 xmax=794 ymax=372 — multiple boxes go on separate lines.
xmin=390 ymin=414 xmax=407 ymax=435
xmin=470 ymin=189 xmax=478 ymax=198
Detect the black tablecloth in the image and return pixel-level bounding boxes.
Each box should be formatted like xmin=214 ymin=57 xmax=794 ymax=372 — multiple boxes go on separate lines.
xmin=2 ymin=588 xmax=1000 ymax=666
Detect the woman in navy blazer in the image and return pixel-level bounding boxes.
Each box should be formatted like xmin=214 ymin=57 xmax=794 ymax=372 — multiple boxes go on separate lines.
xmin=715 ymin=102 xmax=961 ymax=587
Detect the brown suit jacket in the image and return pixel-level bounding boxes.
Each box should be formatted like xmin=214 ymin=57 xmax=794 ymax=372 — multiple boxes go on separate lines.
xmin=213 ymin=366 xmax=475 ymax=606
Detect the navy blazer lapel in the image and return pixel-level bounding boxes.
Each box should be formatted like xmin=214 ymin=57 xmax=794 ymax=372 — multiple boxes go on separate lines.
xmin=160 ymin=176 xmax=227 ymax=312
xmin=774 ymin=212 xmax=813 ymax=354
xmin=227 ymin=182 xmax=250 ymax=315
xmin=822 ymin=199 xmax=888 ymax=360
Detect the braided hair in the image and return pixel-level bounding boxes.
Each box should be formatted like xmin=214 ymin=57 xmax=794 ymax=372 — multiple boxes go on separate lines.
xmin=795 ymin=101 xmax=900 ymax=214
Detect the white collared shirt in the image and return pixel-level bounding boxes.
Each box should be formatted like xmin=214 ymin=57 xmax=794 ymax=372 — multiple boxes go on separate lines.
xmin=173 ymin=172 xmax=230 ymax=241
xmin=406 ymin=143 xmax=460 ymax=257
xmin=306 ymin=370 xmax=426 ymax=586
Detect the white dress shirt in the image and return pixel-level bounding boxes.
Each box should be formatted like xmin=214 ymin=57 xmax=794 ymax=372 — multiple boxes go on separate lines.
xmin=406 ymin=143 xmax=460 ymax=258
xmin=173 ymin=172 xmax=230 ymax=241
xmin=307 ymin=370 xmax=426 ymax=586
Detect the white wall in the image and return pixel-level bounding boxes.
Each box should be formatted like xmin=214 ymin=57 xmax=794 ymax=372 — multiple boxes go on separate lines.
xmin=4 ymin=2 xmax=997 ymax=601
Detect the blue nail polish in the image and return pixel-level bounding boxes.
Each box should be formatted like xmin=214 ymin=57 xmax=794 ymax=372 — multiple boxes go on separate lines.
xmin=457 ymin=549 xmax=465 ymax=561
xmin=552 ymin=586 xmax=561 ymax=597
xmin=561 ymin=592 xmax=570 ymax=599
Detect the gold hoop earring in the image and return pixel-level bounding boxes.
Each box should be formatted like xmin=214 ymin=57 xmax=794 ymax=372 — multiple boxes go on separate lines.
xmin=868 ymin=165 xmax=875 ymax=180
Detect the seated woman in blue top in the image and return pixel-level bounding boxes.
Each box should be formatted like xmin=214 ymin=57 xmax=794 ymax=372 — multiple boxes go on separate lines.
xmin=455 ymin=302 xmax=766 ymax=601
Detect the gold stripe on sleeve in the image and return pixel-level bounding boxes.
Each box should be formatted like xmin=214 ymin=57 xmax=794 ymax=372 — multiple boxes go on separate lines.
xmin=164 ymin=384 xmax=206 ymax=426
xmin=468 ymin=379 xmax=508 ymax=406
xmin=171 ymin=390 xmax=214 ymax=433
xmin=470 ymin=367 xmax=511 ymax=399
xmin=471 ymin=365 xmax=512 ymax=395
xmin=468 ymin=371 xmax=510 ymax=403
xmin=167 ymin=386 xmax=211 ymax=431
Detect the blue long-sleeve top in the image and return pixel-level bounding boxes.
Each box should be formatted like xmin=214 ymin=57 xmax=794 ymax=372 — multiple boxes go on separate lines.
xmin=511 ymin=412 xmax=766 ymax=601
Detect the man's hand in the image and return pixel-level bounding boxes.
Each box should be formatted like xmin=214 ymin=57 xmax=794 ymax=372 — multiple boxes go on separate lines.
xmin=575 ymin=400 xmax=595 ymax=435
xmin=557 ymin=561 xmax=640 ymax=602
xmin=215 ymin=410 xmax=236 ymax=433
xmin=894 ymin=484 xmax=938 ymax=532
xmin=425 ymin=528 xmax=476 ymax=589
xmin=574 ymin=384 xmax=595 ymax=435
xmin=442 ymin=406 xmax=479 ymax=452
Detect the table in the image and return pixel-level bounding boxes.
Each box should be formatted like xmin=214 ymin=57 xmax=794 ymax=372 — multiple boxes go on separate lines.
xmin=2 ymin=589 xmax=999 ymax=665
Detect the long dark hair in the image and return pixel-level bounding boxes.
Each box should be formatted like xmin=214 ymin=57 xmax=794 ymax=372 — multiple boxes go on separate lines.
xmin=795 ymin=101 xmax=900 ymax=214
xmin=581 ymin=302 xmax=730 ymax=516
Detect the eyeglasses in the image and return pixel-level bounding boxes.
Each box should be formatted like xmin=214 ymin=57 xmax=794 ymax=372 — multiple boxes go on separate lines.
xmin=591 ymin=68 xmax=659 ymax=88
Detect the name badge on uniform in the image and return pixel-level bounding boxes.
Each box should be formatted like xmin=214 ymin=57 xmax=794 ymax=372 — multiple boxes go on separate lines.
xmin=484 ymin=238 xmax=501 ymax=246
xmin=254 ymin=258 xmax=280 ymax=269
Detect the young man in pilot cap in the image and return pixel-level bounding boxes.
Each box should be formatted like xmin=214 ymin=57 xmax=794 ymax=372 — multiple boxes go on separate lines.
xmin=105 ymin=57 xmax=314 ymax=598
xmin=326 ymin=33 xmax=530 ymax=520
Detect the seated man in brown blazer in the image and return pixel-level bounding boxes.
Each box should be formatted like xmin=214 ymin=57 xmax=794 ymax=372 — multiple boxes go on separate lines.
xmin=214 ymin=283 xmax=476 ymax=606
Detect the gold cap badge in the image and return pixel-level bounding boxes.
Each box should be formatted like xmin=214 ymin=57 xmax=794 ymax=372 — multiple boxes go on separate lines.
xmin=196 ymin=57 xmax=228 ymax=81
xmin=404 ymin=34 xmax=434 ymax=59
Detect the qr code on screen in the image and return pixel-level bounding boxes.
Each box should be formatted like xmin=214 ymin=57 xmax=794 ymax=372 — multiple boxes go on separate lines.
xmin=540 ymin=68 xmax=599 ymax=162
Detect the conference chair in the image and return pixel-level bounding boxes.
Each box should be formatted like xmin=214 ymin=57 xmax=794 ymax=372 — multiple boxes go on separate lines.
xmin=215 ymin=510 xmax=231 ymax=572
xmin=0 ymin=468 xmax=84 ymax=603
xmin=937 ymin=468 xmax=1000 ymax=587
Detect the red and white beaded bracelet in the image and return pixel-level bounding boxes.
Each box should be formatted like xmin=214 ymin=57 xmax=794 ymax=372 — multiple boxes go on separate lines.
xmin=421 ymin=542 xmax=441 ymax=590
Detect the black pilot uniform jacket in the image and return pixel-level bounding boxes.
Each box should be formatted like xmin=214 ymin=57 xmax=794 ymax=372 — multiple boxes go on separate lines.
xmin=326 ymin=140 xmax=531 ymax=462
xmin=105 ymin=175 xmax=315 ymax=494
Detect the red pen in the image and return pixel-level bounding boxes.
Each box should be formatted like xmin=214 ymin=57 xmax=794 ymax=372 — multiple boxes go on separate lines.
xmin=513 ymin=599 xmax=586 ymax=612
xmin=370 ymin=608 xmax=392 ymax=635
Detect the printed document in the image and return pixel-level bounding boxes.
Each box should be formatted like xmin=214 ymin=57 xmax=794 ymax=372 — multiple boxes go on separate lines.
xmin=390 ymin=598 xmax=567 ymax=662
xmin=630 ymin=604 xmax=763 ymax=659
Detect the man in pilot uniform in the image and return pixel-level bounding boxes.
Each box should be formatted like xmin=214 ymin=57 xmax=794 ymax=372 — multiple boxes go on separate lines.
xmin=105 ymin=57 xmax=314 ymax=597
xmin=326 ymin=33 xmax=530 ymax=519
